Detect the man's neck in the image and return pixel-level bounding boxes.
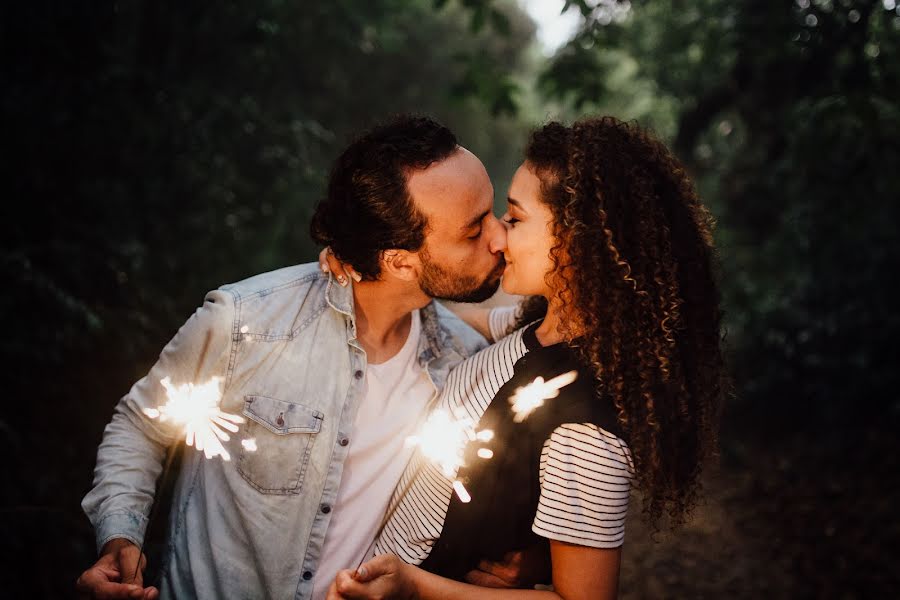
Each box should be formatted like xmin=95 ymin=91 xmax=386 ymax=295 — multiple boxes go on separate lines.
xmin=352 ymin=280 xmax=430 ymax=364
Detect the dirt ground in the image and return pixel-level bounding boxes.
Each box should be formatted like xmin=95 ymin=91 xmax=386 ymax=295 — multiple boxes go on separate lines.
xmin=618 ymin=409 xmax=900 ymax=598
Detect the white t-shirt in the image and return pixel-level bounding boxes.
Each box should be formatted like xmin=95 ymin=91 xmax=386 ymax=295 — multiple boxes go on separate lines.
xmin=312 ymin=310 xmax=434 ymax=600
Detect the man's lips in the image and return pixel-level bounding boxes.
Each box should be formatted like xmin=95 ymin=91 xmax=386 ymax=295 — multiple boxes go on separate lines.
xmin=488 ymin=256 xmax=506 ymax=279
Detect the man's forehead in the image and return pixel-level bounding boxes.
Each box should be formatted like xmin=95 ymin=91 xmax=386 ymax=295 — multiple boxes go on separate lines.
xmin=407 ymin=147 xmax=492 ymax=234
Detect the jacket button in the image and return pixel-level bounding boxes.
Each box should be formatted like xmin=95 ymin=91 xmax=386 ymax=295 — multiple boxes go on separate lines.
xmin=354 ymin=369 xmax=363 ymax=380
xmin=321 ymin=504 xmax=331 ymax=514
xmin=339 ymin=438 xmax=349 ymax=447
xmin=276 ymin=413 xmax=285 ymax=427
xmin=302 ymin=571 xmax=313 ymax=580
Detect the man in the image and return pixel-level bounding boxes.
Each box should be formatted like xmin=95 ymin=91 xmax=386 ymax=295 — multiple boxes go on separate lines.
xmin=77 ymin=115 xmax=507 ymax=599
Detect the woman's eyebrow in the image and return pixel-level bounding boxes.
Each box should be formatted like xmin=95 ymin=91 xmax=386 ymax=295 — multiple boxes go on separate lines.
xmin=507 ymin=196 xmax=524 ymax=210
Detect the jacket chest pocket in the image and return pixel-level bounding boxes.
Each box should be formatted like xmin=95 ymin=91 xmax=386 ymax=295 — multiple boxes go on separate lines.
xmin=237 ymin=395 xmax=324 ymax=494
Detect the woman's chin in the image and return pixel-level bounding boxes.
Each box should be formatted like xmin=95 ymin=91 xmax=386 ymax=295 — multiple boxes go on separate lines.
xmin=500 ymin=276 xmax=520 ymax=296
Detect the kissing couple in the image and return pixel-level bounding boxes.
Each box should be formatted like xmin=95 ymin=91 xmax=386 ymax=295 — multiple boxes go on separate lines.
xmin=78 ymin=114 xmax=724 ymax=600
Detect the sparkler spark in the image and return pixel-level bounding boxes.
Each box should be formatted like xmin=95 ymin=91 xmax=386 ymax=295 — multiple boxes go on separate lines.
xmin=452 ymin=480 xmax=472 ymax=503
xmin=509 ymin=371 xmax=579 ymax=422
xmin=144 ymin=376 xmax=245 ymax=461
xmin=476 ymin=429 xmax=494 ymax=442
xmin=405 ymin=409 xmax=493 ymax=502
xmin=406 ymin=409 xmax=472 ymax=478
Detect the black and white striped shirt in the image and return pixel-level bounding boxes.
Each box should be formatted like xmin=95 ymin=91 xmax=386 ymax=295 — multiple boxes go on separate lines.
xmin=374 ymin=307 xmax=634 ymax=563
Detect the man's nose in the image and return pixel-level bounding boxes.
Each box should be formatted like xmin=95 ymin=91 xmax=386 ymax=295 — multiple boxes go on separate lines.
xmin=485 ymin=214 xmax=507 ymax=255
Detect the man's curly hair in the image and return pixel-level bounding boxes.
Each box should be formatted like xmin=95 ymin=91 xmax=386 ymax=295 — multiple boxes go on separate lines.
xmin=310 ymin=115 xmax=457 ymax=279
xmin=518 ymin=117 xmax=725 ymax=530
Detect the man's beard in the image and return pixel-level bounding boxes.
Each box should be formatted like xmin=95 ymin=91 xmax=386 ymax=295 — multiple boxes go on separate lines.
xmin=418 ymin=250 xmax=505 ymax=303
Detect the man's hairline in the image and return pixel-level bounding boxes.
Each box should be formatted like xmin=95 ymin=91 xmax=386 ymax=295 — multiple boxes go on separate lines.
xmin=401 ymin=144 xmax=467 ymax=247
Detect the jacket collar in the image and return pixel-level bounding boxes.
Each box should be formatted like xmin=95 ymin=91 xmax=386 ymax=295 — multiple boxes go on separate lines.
xmin=324 ymin=274 xmax=451 ymax=361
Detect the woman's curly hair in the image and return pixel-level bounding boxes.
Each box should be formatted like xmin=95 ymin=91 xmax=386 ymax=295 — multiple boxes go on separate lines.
xmin=518 ymin=116 xmax=725 ymax=530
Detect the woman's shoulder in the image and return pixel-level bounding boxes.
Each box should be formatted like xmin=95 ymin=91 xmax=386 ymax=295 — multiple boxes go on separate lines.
xmin=533 ymin=422 xmax=633 ymax=549
xmin=440 ymin=324 xmax=532 ymax=419
xmin=459 ymin=321 xmax=530 ymax=366
xmin=487 ymin=304 xmax=521 ymax=342
xmin=542 ymin=422 xmax=634 ymax=476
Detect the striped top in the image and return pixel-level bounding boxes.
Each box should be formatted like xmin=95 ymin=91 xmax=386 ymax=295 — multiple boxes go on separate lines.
xmin=373 ymin=306 xmax=634 ymax=564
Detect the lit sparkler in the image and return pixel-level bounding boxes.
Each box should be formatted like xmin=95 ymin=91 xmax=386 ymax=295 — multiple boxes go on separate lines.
xmin=133 ymin=331 xmax=252 ymax=583
xmin=509 ymin=370 xmax=579 ymax=422
xmin=142 ymin=376 xmax=245 ymax=461
xmin=357 ymin=408 xmax=494 ymax=572
xmin=404 ymin=408 xmax=494 ymax=502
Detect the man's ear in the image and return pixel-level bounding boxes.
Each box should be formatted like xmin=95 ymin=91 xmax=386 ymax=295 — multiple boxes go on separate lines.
xmin=379 ymin=249 xmax=420 ymax=282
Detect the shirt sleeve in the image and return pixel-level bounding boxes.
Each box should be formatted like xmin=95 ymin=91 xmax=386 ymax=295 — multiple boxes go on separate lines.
xmin=81 ymin=288 xmax=236 ymax=553
xmin=488 ymin=305 xmax=520 ymax=342
xmin=532 ymin=423 xmax=634 ymax=548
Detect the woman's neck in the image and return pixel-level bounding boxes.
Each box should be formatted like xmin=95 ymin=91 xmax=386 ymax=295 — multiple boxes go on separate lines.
xmin=534 ymin=295 xmax=571 ymax=347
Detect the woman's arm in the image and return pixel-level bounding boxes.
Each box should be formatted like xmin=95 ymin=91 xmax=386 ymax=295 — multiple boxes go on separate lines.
xmin=547 ymin=541 xmax=621 ymax=600
xmin=440 ymin=302 xmax=494 ymax=340
xmin=328 ymin=541 xmax=621 ymax=600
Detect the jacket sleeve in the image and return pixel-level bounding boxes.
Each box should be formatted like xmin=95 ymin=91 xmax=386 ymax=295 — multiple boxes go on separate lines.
xmin=81 ymin=288 xmax=236 ymax=554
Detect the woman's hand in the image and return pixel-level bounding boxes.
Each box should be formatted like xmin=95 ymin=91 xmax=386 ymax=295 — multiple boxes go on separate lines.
xmin=326 ymin=554 xmax=419 ymax=600
xmin=319 ymin=247 xmax=361 ymax=287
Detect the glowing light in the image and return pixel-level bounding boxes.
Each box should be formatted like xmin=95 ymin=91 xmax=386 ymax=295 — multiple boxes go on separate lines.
xmin=241 ymin=438 xmax=258 ymax=452
xmin=406 ymin=410 xmax=497 ymax=502
xmin=509 ymin=371 xmax=579 ymax=422
xmin=406 ymin=409 xmax=473 ymax=478
xmin=452 ymin=480 xmax=472 ymax=503
xmin=476 ymin=429 xmax=494 ymax=442
xmin=145 ymin=376 xmax=245 ymax=461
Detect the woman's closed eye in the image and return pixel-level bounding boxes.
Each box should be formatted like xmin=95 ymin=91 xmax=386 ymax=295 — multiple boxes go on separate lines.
xmin=503 ymin=217 xmax=520 ymax=227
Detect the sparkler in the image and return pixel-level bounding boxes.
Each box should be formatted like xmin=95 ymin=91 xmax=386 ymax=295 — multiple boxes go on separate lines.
xmin=143 ymin=376 xmax=244 ymax=461
xmin=356 ymin=408 xmax=494 ymax=571
xmin=509 ymin=370 xmax=579 ymax=422
xmin=356 ymin=371 xmax=579 ymax=573
xmin=132 ymin=331 xmax=251 ymax=582
xmin=404 ymin=408 xmax=497 ymax=503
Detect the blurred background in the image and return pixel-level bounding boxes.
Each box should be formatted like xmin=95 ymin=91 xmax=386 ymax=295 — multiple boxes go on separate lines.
xmin=3 ymin=0 xmax=898 ymax=597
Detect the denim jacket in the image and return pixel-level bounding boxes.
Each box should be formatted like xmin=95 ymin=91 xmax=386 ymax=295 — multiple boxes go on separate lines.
xmin=82 ymin=263 xmax=487 ymax=600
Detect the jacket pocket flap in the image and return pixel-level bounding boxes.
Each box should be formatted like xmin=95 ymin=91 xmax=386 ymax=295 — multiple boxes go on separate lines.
xmin=243 ymin=395 xmax=324 ymax=435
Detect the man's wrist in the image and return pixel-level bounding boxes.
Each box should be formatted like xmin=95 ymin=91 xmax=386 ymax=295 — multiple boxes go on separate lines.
xmin=94 ymin=510 xmax=147 ymax=554
xmin=100 ymin=537 xmax=136 ymax=556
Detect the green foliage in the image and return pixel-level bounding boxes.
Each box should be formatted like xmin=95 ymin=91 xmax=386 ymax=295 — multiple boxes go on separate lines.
xmin=2 ymin=0 xmax=535 ymax=377
xmin=539 ymin=0 xmax=900 ymax=413
xmin=2 ymin=1 xmax=538 ymax=595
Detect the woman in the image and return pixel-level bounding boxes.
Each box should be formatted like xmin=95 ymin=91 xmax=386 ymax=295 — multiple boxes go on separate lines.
xmin=324 ymin=116 xmax=724 ymax=599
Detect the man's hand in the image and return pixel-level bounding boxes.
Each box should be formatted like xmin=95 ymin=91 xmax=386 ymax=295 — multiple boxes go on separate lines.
xmin=326 ymin=554 xmax=418 ymax=600
xmin=464 ymin=547 xmax=551 ymax=589
xmin=75 ymin=538 xmax=159 ymax=600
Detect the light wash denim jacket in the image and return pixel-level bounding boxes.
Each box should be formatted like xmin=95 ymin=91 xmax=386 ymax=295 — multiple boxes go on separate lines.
xmin=82 ymin=263 xmax=487 ymax=600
